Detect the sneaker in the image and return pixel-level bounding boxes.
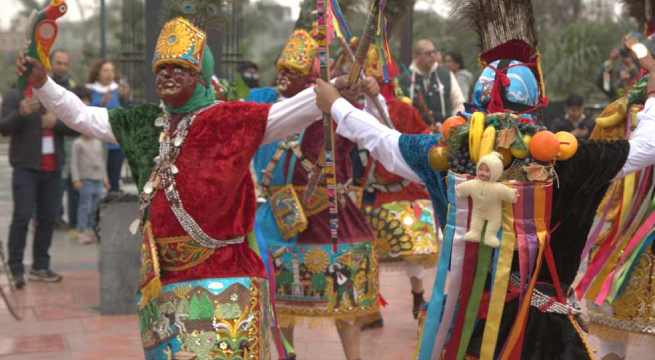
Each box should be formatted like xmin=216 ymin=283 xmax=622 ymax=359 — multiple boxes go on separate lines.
xmin=77 ymin=231 xmax=94 ymax=245
xmin=28 ymin=269 xmax=63 ymax=283
xmin=13 ymin=274 xmax=25 ymax=290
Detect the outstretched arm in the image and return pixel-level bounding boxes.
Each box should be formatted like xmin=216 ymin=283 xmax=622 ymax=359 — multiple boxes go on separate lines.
xmin=616 ymin=40 xmax=655 ymax=178
xmin=315 ymin=79 xmax=422 ymax=184
xmin=263 ymin=76 xmax=390 ymax=144
xmin=34 ymin=78 xmax=116 ymax=143
xmin=615 ymin=97 xmax=655 ymax=178
xmin=263 ymin=86 xmax=322 ymax=144
xmin=19 ymin=56 xmax=116 ymax=143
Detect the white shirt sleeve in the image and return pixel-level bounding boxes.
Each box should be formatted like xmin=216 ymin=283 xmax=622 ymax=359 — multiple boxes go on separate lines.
xmin=363 ymin=94 xmax=390 ymax=125
xmin=330 ymin=97 xmax=423 ymax=184
xmin=449 ymin=71 xmax=465 ymax=115
xmin=33 ymin=77 xmax=117 ymax=143
xmin=615 ymin=97 xmax=655 ymax=179
xmin=263 ymin=86 xmax=322 ymax=144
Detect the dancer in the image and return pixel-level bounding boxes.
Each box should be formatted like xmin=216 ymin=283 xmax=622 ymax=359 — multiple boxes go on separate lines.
xmin=313 ymin=1 xmax=655 ymax=358
xmin=18 ymin=16 xmax=353 ymax=359
xmin=252 ymin=31 xmax=387 ymax=360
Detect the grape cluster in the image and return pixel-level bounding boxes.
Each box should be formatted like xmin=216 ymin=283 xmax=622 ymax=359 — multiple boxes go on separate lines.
xmin=448 ymin=148 xmax=477 ymax=175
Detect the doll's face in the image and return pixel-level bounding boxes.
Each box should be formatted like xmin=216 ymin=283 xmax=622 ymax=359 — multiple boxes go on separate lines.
xmin=478 ymin=163 xmax=491 ymax=181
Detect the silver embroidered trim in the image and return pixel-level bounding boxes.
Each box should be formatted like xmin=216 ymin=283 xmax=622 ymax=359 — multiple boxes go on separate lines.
xmin=511 ymin=275 xmax=581 ymax=315
xmin=588 ymin=313 xmax=655 ymax=335
xmin=139 ymin=104 xmax=245 ymax=249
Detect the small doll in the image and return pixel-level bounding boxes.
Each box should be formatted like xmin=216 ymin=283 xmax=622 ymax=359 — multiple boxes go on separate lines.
xmin=456 ymin=152 xmax=518 ymax=248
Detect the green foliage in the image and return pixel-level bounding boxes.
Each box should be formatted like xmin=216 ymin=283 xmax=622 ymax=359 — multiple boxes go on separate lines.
xmin=188 ymin=293 xmax=214 ymax=320
xmin=540 ymin=19 xmax=636 ymax=100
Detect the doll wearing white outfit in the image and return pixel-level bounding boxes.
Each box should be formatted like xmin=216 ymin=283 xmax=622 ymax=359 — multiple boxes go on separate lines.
xmin=456 ymin=152 xmax=518 ymax=248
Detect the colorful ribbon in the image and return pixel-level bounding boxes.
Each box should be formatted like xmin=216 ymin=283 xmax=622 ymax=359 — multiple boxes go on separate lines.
xmin=430 ymin=173 xmax=471 ymax=359
xmin=499 ymin=183 xmax=551 ymax=360
xmin=479 ymin=202 xmax=517 ymax=359
xmin=456 ymin=237 xmax=493 ymax=360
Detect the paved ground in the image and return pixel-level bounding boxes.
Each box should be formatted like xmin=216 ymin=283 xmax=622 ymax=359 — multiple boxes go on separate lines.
xmin=0 ymin=143 xmax=436 ymax=360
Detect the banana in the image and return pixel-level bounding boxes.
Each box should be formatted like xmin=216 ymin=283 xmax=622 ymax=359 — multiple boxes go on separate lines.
xmin=595 ymin=97 xmax=628 ymax=128
xmin=478 ymin=126 xmax=496 ymax=160
xmin=468 ymin=112 xmax=485 ymax=163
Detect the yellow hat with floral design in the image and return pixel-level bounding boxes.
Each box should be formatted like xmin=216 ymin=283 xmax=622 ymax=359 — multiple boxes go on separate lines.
xmin=276 ymin=29 xmax=319 ymax=76
xmin=152 ymin=17 xmax=207 ymax=73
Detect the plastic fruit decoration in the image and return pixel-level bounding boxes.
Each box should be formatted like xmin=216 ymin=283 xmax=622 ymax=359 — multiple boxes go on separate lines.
xmin=441 ymin=116 xmax=466 ymax=141
xmin=498 ymin=148 xmax=513 ymax=167
xmin=555 ymin=131 xmax=578 ymax=160
xmin=429 ymin=145 xmax=449 ymax=171
xmin=468 ymin=112 xmax=485 ymax=162
xmin=510 ymin=135 xmax=531 ymax=159
xmin=595 ymin=97 xmax=628 ymax=128
xmin=478 ymin=126 xmax=497 ymax=159
xmin=529 ymin=130 xmax=560 ymax=162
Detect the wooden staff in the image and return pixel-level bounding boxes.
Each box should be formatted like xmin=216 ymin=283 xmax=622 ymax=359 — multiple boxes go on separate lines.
xmin=316 ymin=0 xmax=340 ymax=251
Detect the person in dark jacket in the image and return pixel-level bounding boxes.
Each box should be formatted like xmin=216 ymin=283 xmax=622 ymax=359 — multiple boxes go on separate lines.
xmin=0 ymin=87 xmax=77 ymax=288
xmin=550 ymin=94 xmax=595 ymax=140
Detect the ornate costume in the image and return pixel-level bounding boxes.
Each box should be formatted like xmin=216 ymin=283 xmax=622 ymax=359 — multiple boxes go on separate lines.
xmin=32 ymin=17 xmax=326 ymax=360
xmin=253 ymin=30 xmax=382 ymax=326
xmin=575 ymin=45 xmax=655 ymax=358
xmin=325 ymin=1 xmax=655 ymax=358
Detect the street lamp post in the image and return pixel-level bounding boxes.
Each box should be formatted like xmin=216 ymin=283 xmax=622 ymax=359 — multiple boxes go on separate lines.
xmin=100 ymin=0 xmax=107 ymax=59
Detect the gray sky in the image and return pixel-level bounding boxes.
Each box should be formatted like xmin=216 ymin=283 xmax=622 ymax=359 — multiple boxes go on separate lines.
xmin=0 ymin=0 xmax=450 ymax=31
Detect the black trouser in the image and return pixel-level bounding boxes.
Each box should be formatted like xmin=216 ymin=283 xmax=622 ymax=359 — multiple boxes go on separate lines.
xmin=66 ymin=175 xmax=79 ymax=228
xmin=8 ymin=167 xmax=62 ymax=276
xmin=106 ymin=148 xmax=124 ymax=192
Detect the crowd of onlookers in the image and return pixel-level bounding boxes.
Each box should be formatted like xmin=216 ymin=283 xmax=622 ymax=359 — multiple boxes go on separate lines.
xmin=0 ymin=49 xmax=134 ymax=288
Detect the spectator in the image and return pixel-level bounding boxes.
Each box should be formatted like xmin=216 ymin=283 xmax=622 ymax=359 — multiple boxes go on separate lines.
xmin=598 ymin=47 xmax=641 ymax=100
xmin=398 ymin=39 xmax=465 ymax=129
xmin=86 ymin=60 xmax=123 ymax=193
xmin=50 ymin=49 xmax=77 ymax=230
xmin=0 ymin=88 xmax=77 ymax=288
xmin=64 ymin=86 xmax=92 ymax=237
xmin=50 ymin=49 xmax=76 ymax=89
xmin=238 ymin=61 xmax=261 ymax=89
xmin=71 ymin=131 xmax=108 ymax=245
xmin=550 ymin=94 xmax=594 ymax=140
xmin=444 ymin=52 xmax=474 ymax=101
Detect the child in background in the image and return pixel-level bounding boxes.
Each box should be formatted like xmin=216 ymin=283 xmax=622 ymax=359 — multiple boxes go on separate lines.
xmin=64 ymin=87 xmax=91 ymax=241
xmin=70 ymin=128 xmax=108 ymax=244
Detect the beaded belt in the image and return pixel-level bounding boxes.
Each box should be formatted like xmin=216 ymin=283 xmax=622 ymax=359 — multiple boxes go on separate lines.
xmin=511 ymin=275 xmax=581 ymax=315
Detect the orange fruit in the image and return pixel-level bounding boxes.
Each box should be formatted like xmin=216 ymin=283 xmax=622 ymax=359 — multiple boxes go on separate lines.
xmin=555 ymin=131 xmax=578 ymax=160
xmin=440 ymin=116 xmax=466 ymax=141
xmin=529 ymin=131 xmax=560 ymax=162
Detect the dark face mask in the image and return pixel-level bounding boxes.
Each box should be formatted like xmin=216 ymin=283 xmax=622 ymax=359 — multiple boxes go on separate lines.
xmin=241 ymin=69 xmax=260 ymax=88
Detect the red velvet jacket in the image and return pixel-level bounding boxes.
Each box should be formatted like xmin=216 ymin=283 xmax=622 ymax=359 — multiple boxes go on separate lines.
xmin=148 ymin=102 xmax=270 ymax=284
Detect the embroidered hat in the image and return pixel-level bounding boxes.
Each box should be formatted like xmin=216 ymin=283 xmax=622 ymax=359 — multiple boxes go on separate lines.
xmin=276 ymin=29 xmax=319 ymax=76
xmin=152 ymin=17 xmax=206 ymax=73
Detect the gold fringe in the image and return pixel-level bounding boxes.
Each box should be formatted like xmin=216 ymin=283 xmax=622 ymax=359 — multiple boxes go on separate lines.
xmin=138 ymin=277 xmax=162 ymax=309
xmin=569 ymin=314 xmax=599 ymax=360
